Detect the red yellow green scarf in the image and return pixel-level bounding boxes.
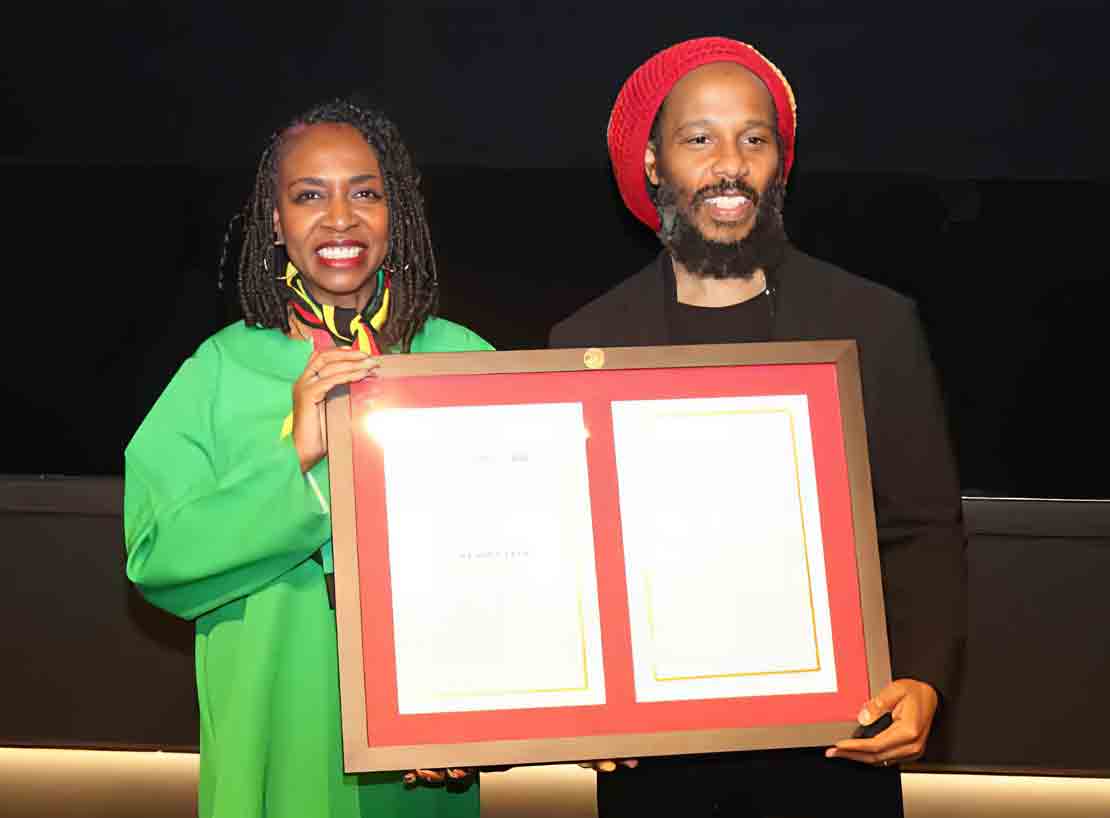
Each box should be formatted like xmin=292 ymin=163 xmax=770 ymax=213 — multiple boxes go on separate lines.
xmin=284 ymin=262 xmax=389 ymax=355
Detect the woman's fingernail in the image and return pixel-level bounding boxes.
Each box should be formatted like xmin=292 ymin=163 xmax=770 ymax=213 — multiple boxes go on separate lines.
xmin=858 ymin=707 xmax=872 ymax=725
xmin=598 ymin=761 xmax=616 ymax=772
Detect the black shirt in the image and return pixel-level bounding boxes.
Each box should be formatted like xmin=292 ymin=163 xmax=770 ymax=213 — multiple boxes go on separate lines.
xmin=667 ymin=291 xmax=774 ymax=345
xmin=663 ymin=256 xmax=775 ymax=345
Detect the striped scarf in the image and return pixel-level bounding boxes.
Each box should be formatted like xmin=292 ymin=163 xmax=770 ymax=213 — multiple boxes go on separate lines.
xmin=284 ymin=262 xmax=389 ymax=355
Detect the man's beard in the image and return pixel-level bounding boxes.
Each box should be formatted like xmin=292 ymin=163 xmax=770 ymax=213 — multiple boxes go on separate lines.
xmin=654 ymin=176 xmax=788 ymax=280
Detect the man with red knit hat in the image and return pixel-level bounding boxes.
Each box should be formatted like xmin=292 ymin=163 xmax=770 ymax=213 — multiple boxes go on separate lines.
xmin=550 ymin=37 xmax=966 ymax=817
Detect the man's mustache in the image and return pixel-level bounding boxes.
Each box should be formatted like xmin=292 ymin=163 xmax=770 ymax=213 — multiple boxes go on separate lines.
xmin=691 ymin=180 xmax=760 ymax=208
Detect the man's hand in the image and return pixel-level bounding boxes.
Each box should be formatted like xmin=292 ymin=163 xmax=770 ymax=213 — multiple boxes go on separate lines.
xmin=403 ymin=768 xmax=474 ymax=787
xmin=578 ymin=759 xmax=639 ymax=773
xmin=825 ymin=678 xmax=938 ymax=766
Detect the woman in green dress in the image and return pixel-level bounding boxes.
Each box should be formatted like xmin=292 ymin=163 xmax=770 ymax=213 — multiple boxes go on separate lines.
xmin=124 ymin=100 xmax=490 ymax=818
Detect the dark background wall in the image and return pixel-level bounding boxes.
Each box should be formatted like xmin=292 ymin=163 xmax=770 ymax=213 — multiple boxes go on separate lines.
xmin=3 ymin=1 xmax=1109 ymax=498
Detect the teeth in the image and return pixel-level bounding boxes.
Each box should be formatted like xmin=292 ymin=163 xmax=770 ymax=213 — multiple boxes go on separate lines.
xmin=317 ymin=245 xmax=363 ymax=259
xmin=706 ymin=196 xmax=749 ymax=209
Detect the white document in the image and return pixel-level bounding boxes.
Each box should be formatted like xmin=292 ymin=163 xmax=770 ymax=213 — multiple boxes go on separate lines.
xmin=611 ymin=395 xmax=837 ymax=703
xmin=368 ymin=402 xmax=606 ymax=714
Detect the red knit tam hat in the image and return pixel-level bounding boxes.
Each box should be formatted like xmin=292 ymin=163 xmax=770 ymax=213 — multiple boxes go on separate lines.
xmin=607 ymin=36 xmax=797 ymax=232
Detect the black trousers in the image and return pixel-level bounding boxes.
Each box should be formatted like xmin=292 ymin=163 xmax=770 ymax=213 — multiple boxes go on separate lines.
xmin=597 ymin=748 xmax=903 ymax=818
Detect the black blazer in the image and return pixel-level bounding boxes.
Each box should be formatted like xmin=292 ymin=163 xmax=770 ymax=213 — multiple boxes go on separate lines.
xmin=550 ymin=246 xmax=967 ymax=709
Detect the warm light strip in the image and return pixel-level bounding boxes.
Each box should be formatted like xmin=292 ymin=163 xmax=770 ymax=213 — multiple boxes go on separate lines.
xmin=901 ymin=772 xmax=1110 ymax=818
xmin=2 ymin=750 xmax=1108 ymax=818
xmin=0 ymin=747 xmax=199 ymax=818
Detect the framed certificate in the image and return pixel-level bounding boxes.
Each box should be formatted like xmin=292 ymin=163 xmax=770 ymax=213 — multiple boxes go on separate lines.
xmin=325 ymin=341 xmax=890 ymax=772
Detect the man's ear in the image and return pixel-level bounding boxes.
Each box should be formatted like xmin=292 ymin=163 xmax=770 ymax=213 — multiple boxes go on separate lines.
xmin=645 ymin=142 xmax=661 ymax=186
xmin=272 ymin=208 xmax=284 ymax=244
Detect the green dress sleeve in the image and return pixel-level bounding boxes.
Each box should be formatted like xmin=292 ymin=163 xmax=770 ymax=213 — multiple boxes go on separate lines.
xmin=124 ymin=338 xmax=330 ymax=621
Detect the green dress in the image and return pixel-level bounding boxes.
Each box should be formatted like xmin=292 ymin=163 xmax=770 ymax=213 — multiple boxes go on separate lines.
xmin=124 ymin=318 xmax=492 ymax=818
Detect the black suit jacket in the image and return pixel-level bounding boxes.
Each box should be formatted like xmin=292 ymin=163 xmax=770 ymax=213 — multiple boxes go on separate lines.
xmin=550 ymin=246 xmax=967 ymax=709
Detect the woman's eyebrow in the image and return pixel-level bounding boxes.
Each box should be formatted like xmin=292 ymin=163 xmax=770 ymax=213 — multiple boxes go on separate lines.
xmin=287 ymin=173 xmax=379 ymax=187
xmin=288 ymin=176 xmax=326 ymax=187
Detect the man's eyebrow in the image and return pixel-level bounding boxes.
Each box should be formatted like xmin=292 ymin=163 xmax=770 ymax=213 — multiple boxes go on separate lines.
xmin=673 ymin=118 xmax=775 ymax=132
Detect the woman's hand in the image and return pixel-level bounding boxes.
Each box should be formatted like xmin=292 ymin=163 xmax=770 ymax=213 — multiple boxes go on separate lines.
xmin=825 ymin=678 xmax=938 ymax=767
xmin=403 ymin=768 xmax=474 ymax=787
xmin=292 ymin=348 xmax=377 ymax=473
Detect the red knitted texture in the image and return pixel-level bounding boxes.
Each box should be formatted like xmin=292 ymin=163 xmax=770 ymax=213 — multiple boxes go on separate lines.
xmin=607 ymin=37 xmax=797 ymax=232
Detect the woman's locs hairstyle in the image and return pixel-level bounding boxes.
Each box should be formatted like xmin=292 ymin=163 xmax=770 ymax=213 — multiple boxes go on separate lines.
xmin=232 ymin=99 xmax=438 ymax=352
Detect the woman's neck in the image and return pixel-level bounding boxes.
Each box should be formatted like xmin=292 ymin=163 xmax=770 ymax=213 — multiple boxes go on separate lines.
xmin=302 ymin=282 xmax=370 ymax=312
